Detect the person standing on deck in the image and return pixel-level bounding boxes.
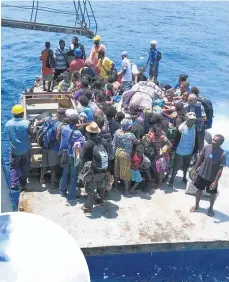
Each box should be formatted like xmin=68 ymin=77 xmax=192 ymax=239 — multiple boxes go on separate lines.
xmin=119 ymin=51 xmax=133 ymax=92
xmin=183 ymin=94 xmax=206 ymax=158
xmin=5 ymin=105 xmax=33 ymax=191
xmin=67 ymin=36 xmax=86 ymax=64
xmin=57 ymin=112 xmax=85 ymax=203
xmin=69 ymin=48 xmax=85 ymax=73
xmin=54 ymin=39 xmax=68 ymax=80
xmin=89 ymin=35 xmax=106 ymax=67
xmin=168 ymin=112 xmax=198 ymax=187
xmin=40 ymin=41 xmax=55 ymax=92
xmin=95 ymin=50 xmax=115 ymax=82
xmin=79 ymin=122 xmax=109 ymax=213
xmin=35 ymin=109 xmax=66 ymax=188
xmin=190 ymin=134 xmax=226 ymax=217
xmin=146 ymin=40 xmax=161 ymax=81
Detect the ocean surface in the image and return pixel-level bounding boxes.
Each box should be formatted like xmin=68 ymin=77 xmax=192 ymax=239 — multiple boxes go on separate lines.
xmin=1 ymin=2 xmax=229 ymax=280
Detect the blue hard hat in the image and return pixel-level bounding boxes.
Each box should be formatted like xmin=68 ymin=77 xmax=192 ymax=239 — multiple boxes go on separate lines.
xmin=74 ymin=48 xmax=82 ymax=58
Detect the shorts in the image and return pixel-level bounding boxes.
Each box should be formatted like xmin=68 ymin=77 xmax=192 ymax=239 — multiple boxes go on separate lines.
xmin=195 ymin=175 xmax=218 ymax=195
xmin=131 ymin=169 xmax=142 ymax=183
xmin=41 ymin=149 xmax=58 ymax=168
xmin=42 ymin=74 xmax=54 ymax=81
xmin=173 ymin=154 xmax=192 ymax=172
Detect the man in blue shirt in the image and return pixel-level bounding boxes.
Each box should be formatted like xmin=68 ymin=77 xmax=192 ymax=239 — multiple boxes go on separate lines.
xmin=5 ymin=105 xmax=33 ymax=191
xmin=146 ymin=40 xmax=161 ymax=81
xmin=168 ymin=112 xmax=197 ymax=188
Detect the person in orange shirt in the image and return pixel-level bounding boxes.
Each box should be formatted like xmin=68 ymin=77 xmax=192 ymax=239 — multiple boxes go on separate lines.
xmin=40 ymin=42 xmax=55 ymax=92
xmin=89 ymin=35 xmax=106 ymax=67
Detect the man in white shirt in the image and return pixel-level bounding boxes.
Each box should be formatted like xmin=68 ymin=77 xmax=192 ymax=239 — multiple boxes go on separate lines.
xmin=120 ymin=51 xmax=133 ymax=93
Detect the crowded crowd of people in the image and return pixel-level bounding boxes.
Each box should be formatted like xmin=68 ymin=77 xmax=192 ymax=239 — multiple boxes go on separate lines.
xmin=5 ymin=35 xmax=227 ymax=217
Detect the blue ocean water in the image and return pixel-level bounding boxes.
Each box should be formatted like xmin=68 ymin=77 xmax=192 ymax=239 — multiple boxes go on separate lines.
xmin=86 ymin=249 xmax=229 ymax=282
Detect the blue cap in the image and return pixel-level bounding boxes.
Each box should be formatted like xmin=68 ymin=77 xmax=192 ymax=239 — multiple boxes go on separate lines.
xmin=74 ymin=48 xmax=82 ymax=58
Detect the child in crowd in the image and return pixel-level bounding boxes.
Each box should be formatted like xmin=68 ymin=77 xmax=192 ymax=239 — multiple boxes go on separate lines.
xmin=130 ymin=144 xmax=144 ymax=194
xmin=77 ymin=96 xmax=94 ymax=122
xmin=115 ymin=111 xmax=125 ymax=125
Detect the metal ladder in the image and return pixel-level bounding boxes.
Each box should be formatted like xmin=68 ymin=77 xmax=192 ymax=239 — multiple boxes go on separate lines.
xmin=2 ymin=0 xmax=97 ymax=39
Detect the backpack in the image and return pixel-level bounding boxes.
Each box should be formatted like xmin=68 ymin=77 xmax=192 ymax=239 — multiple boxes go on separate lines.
xmin=157 ymin=50 xmax=162 ymax=61
xmin=141 ymin=139 xmax=155 ymax=161
xmin=89 ymin=140 xmax=109 ymax=172
xmin=46 ymin=50 xmax=56 ymax=68
xmin=198 ymin=97 xmax=214 ymax=129
xmin=36 ymin=119 xmax=58 ymax=148
xmin=156 ymin=156 xmax=169 ymax=173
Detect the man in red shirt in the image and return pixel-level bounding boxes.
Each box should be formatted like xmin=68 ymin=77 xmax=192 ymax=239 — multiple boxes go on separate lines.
xmin=69 ymin=48 xmax=84 ymax=73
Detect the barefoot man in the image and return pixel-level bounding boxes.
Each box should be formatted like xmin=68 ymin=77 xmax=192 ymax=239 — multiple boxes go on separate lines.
xmin=190 ymin=134 xmax=226 ymax=217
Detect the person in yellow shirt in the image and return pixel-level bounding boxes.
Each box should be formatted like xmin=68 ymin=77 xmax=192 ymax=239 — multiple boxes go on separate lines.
xmin=89 ymin=35 xmax=106 ymax=67
xmin=96 ymin=50 xmax=115 ymax=81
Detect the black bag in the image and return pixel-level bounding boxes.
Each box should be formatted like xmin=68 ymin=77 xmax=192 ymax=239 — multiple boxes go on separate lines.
xmin=57 ymin=130 xmax=74 ymax=168
xmin=46 ymin=50 xmax=56 ymax=68
xmin=157 ymin=50 xmax=162 ymax=61
xmin=198 ymin=97 xmax=214 ymax=129
xmin=57 ymin=149 xmax=69 ymax=168
xmin=89 ymin=140 xmax=109 ymax=172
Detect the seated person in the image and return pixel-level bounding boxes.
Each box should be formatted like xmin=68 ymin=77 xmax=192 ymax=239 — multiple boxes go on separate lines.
xmin=164 ymin=89 xmax=175 ymax=106
xmin=136 ymin=66 xmax=147 ymax=83
xmin=68 ymin=71 xmax=81 ymax=92
xmin=115 ymin=111 xmax=125 ymax=125
xmin=80 ymin=59 xmax=96 ymax=78
xmin=58 ymin=71 xmax=71 ymax=92
xmin=84 ymin=89 xmax=99 ymax=113
xmin=73 ymin=78 xmax=89 ymax=101
xmin=175 ymin=81 xmax=190 ymax=96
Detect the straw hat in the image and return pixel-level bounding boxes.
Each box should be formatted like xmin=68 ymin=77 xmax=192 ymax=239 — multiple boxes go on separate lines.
xmin=86 ymin=122 xmax=101 ymax=134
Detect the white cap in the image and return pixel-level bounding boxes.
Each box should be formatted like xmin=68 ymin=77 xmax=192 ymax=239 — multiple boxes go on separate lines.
xmin=65 ymin=109 xmax=78 ymax=117
xmin=150 ymin=40 xmax=158 ymax=45
xmin=121 ymin=51 xmax=128 ymax=56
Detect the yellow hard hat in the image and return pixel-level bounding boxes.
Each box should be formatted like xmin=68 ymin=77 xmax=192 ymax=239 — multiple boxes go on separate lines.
xmin=93 ymin=35 xmax=101 ymax=41
xmin=12 ymin=104 xmax=24 ymax=115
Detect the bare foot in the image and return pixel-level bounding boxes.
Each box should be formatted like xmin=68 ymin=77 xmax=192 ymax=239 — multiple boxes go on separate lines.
xmin=190 ymin=206 xmax=199 ymax=212
xmin=207 ymin=209 xmax=215 ymax=217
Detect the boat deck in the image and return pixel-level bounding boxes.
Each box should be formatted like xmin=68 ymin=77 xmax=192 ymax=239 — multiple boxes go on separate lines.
xmin=19 ymin=168 xmax=229 ymax=255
